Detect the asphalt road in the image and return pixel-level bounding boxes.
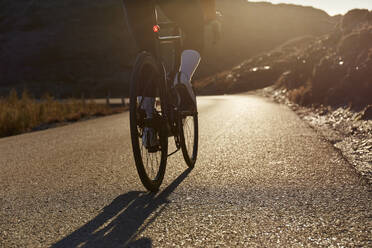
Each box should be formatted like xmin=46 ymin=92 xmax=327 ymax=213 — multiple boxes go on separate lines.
xmin=1 ymin=95 xmax=371 ymax=247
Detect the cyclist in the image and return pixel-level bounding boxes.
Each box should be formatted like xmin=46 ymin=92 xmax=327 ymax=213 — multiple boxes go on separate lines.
xmin=123 ymin=0 xmax=220 ymax=150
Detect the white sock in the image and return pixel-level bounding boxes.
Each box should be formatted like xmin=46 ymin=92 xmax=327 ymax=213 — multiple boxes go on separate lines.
xmin=179 ymin=50 xmax=201 ymax=84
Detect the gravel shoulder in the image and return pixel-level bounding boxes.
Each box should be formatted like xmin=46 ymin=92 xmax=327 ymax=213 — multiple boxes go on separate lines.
xmin=257 ymin=87 xmax=372 ymax=183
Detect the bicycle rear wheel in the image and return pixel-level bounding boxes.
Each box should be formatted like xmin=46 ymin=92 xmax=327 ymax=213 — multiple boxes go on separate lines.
xmin=129 ymin=52 xmax=168 ymax=192
xmin=178 ymin=109 xmax=198 ymax=168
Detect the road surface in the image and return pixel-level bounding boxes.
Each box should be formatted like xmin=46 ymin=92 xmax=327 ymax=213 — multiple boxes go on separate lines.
xmin=1 ymin=95 xmax=371 ymax=247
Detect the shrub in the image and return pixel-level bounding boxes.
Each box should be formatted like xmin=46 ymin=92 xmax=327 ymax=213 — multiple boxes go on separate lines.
xmin=0 ymin=90 xmax=126 ymax=138
xmin=288 ymin=83 xmax=312 ymax=105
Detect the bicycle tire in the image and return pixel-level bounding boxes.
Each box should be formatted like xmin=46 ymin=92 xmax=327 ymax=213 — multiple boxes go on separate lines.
xmin=129 ymin=52 xmax=168 ymax=192
xmin=178 ymin=109 xmax=198 ymax=168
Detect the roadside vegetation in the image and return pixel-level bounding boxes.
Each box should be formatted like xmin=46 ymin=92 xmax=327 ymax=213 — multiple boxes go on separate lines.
xmin=0 ymin=90 xmax=126 ymax=138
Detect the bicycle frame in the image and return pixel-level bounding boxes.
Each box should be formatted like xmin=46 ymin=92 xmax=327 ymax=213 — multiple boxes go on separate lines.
xmin=154 ymin=9 xmax=182 ymax=85
xmin=127 ymin=5 xmax=198 ymax=191
xmin=150 ymin=7 xmax=184 ymax=153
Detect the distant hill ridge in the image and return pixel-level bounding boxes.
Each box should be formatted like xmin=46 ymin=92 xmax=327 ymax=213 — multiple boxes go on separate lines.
xmin=0 ymin=0 xmax=335 ymax=97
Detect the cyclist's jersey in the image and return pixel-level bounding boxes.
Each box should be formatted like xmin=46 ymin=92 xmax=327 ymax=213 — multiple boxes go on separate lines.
xmin=123 ymin=0 xmax=216 ymax=55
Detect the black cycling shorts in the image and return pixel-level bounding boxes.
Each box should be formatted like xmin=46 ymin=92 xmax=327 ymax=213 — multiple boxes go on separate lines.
xmin=123 ymin=0 xmax=205 ymax=55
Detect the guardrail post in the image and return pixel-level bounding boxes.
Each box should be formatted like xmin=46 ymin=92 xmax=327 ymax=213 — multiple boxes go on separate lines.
xmin=81 ymin=92 xmax=86 ymax=105
xmin=106 ymin=91 xmax=110 ymax=106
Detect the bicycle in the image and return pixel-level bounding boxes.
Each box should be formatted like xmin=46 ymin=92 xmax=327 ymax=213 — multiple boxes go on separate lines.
xmin=129 ymin=7 xmax=199 ymax=192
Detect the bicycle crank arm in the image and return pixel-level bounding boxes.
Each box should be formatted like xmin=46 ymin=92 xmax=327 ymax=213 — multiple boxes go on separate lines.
xmin=167 ymin=148 xmax=181 ymax=157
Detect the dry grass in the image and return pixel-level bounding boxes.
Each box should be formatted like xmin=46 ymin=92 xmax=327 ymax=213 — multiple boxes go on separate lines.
xmin=0 ymin=90 xmax=126 ymax=138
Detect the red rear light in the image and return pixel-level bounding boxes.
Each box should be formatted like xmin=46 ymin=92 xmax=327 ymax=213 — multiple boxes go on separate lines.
xmin=153 ymin=25 xmax=160 ymax=33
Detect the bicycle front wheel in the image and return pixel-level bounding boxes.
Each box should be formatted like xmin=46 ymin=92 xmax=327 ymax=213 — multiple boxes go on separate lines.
xmin=129 ymin=52 xmax=168 ymax=192
xmin=178 ymin=110 xmax=198 ymax=168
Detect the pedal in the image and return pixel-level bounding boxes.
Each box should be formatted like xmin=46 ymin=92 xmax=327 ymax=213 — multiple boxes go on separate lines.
xmin=147 ymin=145 xmax=161 ymax=153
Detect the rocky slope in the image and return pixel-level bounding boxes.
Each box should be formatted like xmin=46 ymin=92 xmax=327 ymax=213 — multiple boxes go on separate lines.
xmin=197 ymin=9 xmax=372 ymax=109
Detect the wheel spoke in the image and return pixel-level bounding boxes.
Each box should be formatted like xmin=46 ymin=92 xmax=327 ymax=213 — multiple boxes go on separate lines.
xmin=130 ymin=53 xmax=168 ymax=191
xmin=134 ymin=76 xmax=164 ymax=181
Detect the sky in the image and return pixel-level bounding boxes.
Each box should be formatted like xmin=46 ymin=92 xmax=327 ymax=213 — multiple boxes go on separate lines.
xmin=248 ymin=0 xmax=372 ymax=16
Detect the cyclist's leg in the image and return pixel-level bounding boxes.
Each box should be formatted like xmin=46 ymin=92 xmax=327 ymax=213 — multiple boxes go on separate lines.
xmin=173 ymin=0 xmax=205 ymax=82
xmin=158 ymin=0 xmax=204 ymax=109
xmin=157 ymin=0 xmax=205 ymax=54
xmin=123 ymin=0 xmax=159 ymax=148
xmin=123 ymin=0 xmax=158 ymax=99
xmin=122 ymin=0 xmax=157 ymax=56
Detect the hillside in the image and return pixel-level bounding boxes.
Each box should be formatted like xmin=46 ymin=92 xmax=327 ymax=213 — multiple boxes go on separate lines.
xmin=0 ymin=0 xmax=335 ymax=97
xmin=0 ymin=0 xmax=129 ymax=98
xmin=196 ymin=9 xmax=372 ymax=109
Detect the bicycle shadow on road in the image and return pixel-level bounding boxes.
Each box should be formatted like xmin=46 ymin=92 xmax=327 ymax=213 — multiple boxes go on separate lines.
xmin=52 ymin=168 xmax=193 ymax=248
